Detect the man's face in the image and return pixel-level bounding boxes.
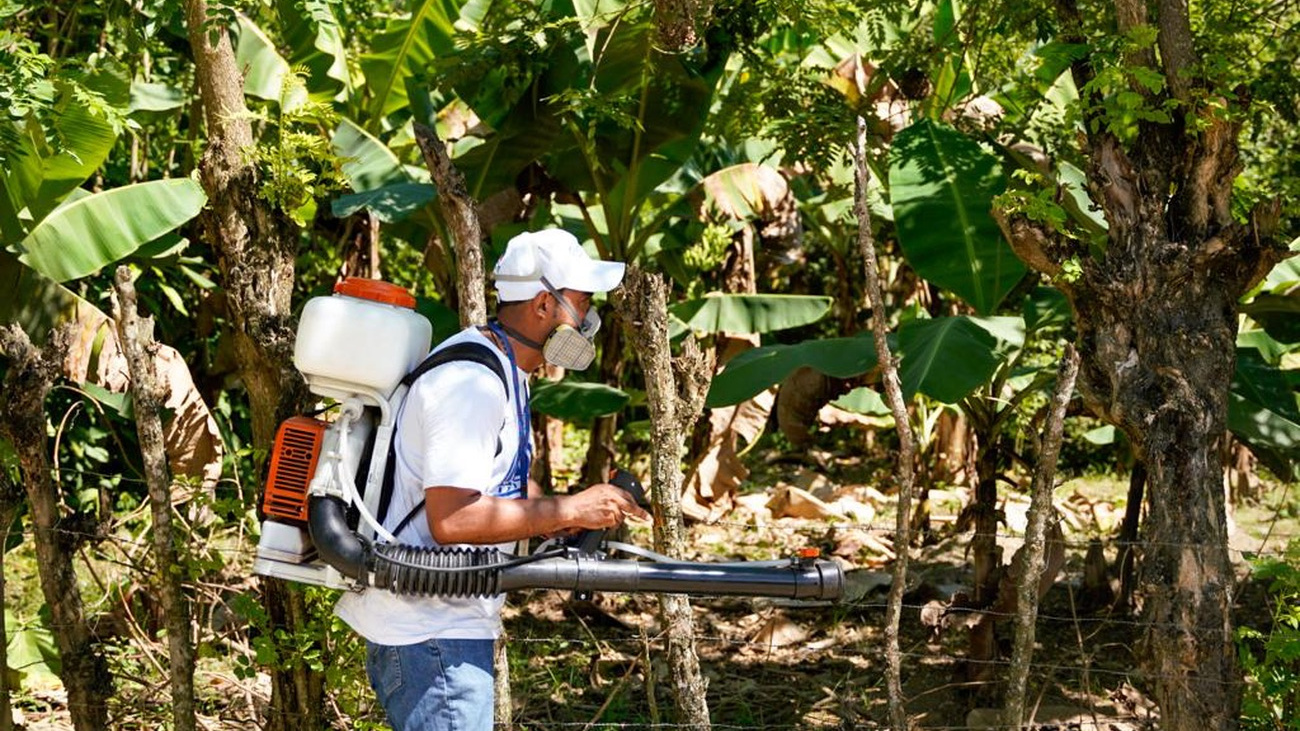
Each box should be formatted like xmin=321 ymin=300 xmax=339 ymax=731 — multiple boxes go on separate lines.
xmin=553 ymin=290 xmax=593 ymax=330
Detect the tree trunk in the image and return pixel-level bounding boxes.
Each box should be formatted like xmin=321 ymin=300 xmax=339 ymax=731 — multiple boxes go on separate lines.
xmin=181 ymin=2 xmax=317 ymax=728
xmin=1115 ymin=460 xmax=1146 ymax=611
xmin=338 ymin=210 xmax=382 ymax=281
xmin=0 ymin=325 xmax=111 ymax=731
xmin=854 ymin=116 xmax=916 ymax=731
xmin=616 ymin=267 xmax=714 ymax=730
xmin=1075 ymin=267 xmax=1243 ymax=729
xmin=1004 ymin=346 xmax=1079 ymax=728
xmin=999 ymin=134 xmax=1285 ymax=731
xmin=111 ymin=269 xmax=196 ymax=731
xmin=413 ymin=122 xmax=487 ymax=327
xmin=994 ymin=0 xmax=1291 ymax=721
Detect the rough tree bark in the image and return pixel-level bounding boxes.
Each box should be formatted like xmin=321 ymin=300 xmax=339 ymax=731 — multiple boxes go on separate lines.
xmin=616 ymin=267 xmax=714 ymax=730
xmin=111 ymin=268 xmax=196 ymax=731
xmin=0 ymin=325 xmax=111 ymax=730
xmin=414 ymin=122 xmax=487 ymax=327
xmin=1004 ymin=346 xmax=1079 ymax=728
xmin=853 ymin=116 xmax=917 ymax=731
xmin=995 ymin=1 xmax=1290 ymax=724
xmin=181 ymin=3 xmax=317 ymax=728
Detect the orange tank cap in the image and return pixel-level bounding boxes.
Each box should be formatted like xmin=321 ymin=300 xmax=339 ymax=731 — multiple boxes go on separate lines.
xmin=334 ymin=278 xmax=417 ymax=309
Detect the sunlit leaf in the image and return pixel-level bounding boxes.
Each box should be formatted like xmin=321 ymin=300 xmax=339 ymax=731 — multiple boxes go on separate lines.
xmin=331 ymin=118 xmax=419 ymax=192
xmin=898 ymin=316 xmax=1014 ymax=403
xmin=233 ymin=14 xmax=307 ymax=109
xmin=17 ymin=178 xmax=207 ymax=282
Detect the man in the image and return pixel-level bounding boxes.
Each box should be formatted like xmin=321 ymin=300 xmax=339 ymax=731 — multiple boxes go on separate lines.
xmin=335 ymin=228 xmax=647 ymax=730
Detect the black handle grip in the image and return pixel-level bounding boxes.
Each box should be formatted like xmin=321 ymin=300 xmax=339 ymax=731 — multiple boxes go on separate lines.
xmin=608 ymin=468 xmax=649 ymax=507
xmin=569 ymin=468 xmax=647 ymax=556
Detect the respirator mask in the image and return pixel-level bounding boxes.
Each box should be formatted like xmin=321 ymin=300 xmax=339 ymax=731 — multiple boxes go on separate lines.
xmin=540 ymin=277 xmax=600 ymax=370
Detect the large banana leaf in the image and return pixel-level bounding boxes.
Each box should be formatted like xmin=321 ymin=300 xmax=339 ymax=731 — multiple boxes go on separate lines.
xmin=9 ymin=68 xmax=128 ymax=222
xmin=897 ymin=316 xmax=1022 ymax=403
xmin=276 ymin=0 xmax=351 ymax=99
xmin=233 ymin=14 xmax=306 ymax=110
xmin=531 ymin=379 xmax=631 ymax=422
xmin=16 ymin=178 xmax=207 ymax=283
xmin=1241 ymin=293 xmax=1300 ymax=343
xmin=360 ymin=0 xmax=488 ymax=123
xmin=331 ymin=118 xmax=421 ymax=192
xmin=705 ymin=335 xmax=878 ymax=408
xmin=129 ymin=82 xmax=186 ymax=113
xmin=670 ymin=295 xmax=832 ymax=335
xmin=547 ymin=24 xmax=727 ymax=240
xmin=332 ymin=184 xmax=436 ymax=223
xmin=890 ymin=119 xmax=1026 ymax=314
xmin=1229 ymin=348 xmax=1300 ymax=480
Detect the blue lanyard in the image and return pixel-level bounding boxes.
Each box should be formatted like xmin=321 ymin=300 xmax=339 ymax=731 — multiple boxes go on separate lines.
xmin=487 ymin=321 xmax=531 ymax=493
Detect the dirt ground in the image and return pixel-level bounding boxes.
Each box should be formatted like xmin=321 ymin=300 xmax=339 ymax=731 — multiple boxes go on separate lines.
xmin=5 ymin=460 xmax=1295 ymax=729
xmin=500 ymin=462 xmax=1297 ymax=730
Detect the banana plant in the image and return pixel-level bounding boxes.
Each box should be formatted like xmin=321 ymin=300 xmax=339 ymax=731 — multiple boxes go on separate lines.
xmin=0 ymin=62 xmax=220 ymax=486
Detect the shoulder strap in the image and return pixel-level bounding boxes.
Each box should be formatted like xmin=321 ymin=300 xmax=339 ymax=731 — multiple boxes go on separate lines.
xmin=376 ymin=341 xmax=510 ymax=528
xmin=400 ymin=341 xmax=508 ymax=389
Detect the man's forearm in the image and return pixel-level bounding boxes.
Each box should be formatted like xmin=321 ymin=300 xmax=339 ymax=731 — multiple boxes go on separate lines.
xmin=425 ymin=487 xmax=572 ymax=545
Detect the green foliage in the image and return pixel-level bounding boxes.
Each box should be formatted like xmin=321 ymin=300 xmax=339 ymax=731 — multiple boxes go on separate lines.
xmin=249 ymin=83 xmax=347 ymax=227
xmin=15 ymin=178 xmax=207 ymax=282
xmin=1229 ymin=348 xmax=1300 ymax=482
xmin=898 ymin=316 xmax=1023 ymax=403
xmin=531 ymin=379 xmax=631 ymax=423
xmin=707 ymin=334 xmax=878 ymax=407
xmin=669 ymin=294 xmax=833 ymax=336
xmin=889 ymin=119 xmax=1026 ymax=315
xmin=1238 ymin=539 xmax=1300 ymax=729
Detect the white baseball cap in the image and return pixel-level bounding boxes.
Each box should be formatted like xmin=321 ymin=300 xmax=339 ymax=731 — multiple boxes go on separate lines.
xmin=493 ymin=229 xmax=626 ymax=302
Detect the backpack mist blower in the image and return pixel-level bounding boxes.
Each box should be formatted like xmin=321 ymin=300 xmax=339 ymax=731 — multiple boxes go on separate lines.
xmin=252 ymin=279 xmax=843 ymax=603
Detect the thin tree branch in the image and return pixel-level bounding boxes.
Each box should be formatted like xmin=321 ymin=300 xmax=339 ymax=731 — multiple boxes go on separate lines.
xmin=112 ymin=267 xmax=197 ymax=731
xmin=854 ymin=116 xmax=916 ymax=731
xmin=1004 ymin=345 xmax=1080 ymax=728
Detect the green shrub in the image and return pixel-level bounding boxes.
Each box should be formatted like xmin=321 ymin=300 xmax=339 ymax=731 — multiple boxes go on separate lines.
xmin=1238 ymin=538 xmax=1300 ymax=730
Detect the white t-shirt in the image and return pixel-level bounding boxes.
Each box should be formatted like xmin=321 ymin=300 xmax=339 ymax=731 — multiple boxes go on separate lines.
xmin=335 ymin=326 xmax=530 ymax=644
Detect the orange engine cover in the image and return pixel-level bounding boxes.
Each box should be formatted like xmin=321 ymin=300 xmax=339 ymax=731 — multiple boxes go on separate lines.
xmin=262 ymin=416 xmax=328 ymax=525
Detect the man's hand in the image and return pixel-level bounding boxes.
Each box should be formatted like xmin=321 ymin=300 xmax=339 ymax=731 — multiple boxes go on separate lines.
xmin=560 ymin=483 xmax=649 ymax=530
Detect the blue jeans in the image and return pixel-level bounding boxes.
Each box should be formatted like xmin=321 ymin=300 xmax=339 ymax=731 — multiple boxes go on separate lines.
xmin=365 ymin=638 xmax=495 ymax=731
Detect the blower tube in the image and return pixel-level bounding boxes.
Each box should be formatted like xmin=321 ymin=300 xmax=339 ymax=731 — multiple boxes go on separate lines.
xmin=307 ymin=495 xmax=843 ymax=601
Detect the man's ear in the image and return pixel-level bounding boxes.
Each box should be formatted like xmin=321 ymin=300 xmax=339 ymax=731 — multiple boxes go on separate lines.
xmin=530 ymin=290 xmax=552 ymax=319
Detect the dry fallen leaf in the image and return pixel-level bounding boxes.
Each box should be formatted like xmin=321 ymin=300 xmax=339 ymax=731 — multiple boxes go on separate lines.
xmin=767 ymin=486 xmax=837 ymax=520
xmin=749 ymin=614 xmax=809 ymax=651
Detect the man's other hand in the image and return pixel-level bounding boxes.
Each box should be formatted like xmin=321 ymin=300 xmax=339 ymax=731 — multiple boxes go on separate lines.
xmin=562 ymin=484 xmax=650 ymax=530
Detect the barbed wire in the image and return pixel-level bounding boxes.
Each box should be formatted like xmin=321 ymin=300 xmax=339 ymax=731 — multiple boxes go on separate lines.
xmin=6 ymin=518 xmax=1295 ymax=560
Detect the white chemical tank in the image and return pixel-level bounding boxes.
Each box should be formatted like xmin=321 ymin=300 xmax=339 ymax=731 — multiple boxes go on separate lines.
xmin=294 ymin=278 xmax=432 ymax=402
